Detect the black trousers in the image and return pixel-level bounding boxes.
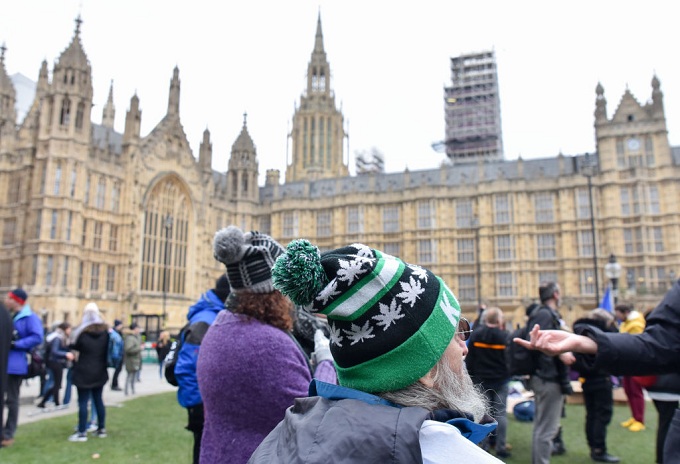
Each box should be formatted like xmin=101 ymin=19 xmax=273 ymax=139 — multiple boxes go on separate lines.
xmin=654 ymin=400 xmax=679 ymax=463
xmin=111 ymin=358 xmax=123 ymax=388
xmin=186 ymin=404 xmax=204 ymax=464
xmin=40 ymin=363 xmax=64 ymax=406
xmin=583 ymin=385 xmax=613 ymax=452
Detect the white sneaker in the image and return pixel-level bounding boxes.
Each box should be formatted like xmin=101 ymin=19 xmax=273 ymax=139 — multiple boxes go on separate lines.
xmin=87 ymin=423 xmax=98 ymax=433
xmin=68 ymin=432 xmax=87 ymax=442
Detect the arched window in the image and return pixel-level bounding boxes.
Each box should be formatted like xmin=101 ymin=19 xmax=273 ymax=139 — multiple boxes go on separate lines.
xmin=60 ymin=98 xmax=71 ymax=126
xmin=75 ymin=102 xmax=85 ymax=130
xmin=140 ymin=178 xmax=191 ymax=295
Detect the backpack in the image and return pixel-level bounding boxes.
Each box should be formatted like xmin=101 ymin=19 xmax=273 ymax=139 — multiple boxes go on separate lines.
xmin=164 ymin=323 xmax=190 ymax=387
xmin=506 ymin=306 xmax=561 ymax=376
xmin=25 ymin=344 xmax=46 ymax=379
xmin=107 ymin=330 xmax=124 ymax=368
xmin=506 ymin=323 xmax=537 ymax=376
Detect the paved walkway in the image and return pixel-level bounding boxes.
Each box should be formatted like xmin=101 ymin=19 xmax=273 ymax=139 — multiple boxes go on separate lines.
xmin=16 ymin=363 xmax=177 ymax=425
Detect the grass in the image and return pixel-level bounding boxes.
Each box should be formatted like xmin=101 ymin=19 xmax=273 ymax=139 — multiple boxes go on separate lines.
xmin=0 ymin=392 xmax=659 ymax=463
xmin=1 ymin=392 xmax=191 ymax=464
xmin=504 ymin=400 xmax=657 ymax=463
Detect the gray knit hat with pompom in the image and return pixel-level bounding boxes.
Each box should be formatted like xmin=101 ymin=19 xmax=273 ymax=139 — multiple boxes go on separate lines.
xmin=213 ymin=226 xmax=285 ymax=294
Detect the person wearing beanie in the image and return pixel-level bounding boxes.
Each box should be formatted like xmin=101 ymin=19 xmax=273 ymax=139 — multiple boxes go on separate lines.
xmin=173 ymin=272 xmax=231 ymax=464
xmin=38 ymin=322 xmax=74 ymax=409
xmin=2 ymin=289 xmax=43 ymax=447
xmin=68 ymin=303 xmax=109 ymax=442
xmin=249 ymin=241 xmax=500 ymax=463
xmin=197 ymin=227 xmax=337 ymax=464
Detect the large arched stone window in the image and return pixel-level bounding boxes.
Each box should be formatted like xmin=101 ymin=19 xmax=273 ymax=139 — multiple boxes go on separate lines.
xmin=140 ymin=177 xmax=191 ymax=294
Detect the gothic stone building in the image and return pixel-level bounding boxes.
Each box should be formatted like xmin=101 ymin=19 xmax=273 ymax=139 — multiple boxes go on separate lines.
xmin=1 ymin=17 xmax=679 ymax=331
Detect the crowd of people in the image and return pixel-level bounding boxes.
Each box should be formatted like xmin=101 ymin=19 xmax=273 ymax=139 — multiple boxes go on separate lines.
xmin=1 ymin=227 xmax=679 ymax=463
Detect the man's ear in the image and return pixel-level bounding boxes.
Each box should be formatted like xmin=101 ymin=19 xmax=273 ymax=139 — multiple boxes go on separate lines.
xmin=419 ymin=370 xmax=435 ymax=389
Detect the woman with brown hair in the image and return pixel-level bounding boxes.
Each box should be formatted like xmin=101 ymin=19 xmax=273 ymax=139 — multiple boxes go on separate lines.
xmin=196 ymin=227 xmax=336 ymax=464
xmin=155 ymin=330 xmax=171 ymax=379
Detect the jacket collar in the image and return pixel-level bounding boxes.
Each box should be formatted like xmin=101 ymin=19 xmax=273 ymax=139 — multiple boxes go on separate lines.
xmin=309 ymin=380 xmax=496 ymax=444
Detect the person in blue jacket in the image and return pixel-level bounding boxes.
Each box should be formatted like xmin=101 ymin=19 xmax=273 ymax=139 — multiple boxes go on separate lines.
xmin=2 ymin=288 xmax=43 ymax=447
xmin=175 ymin=274 xmax=230 ymax=464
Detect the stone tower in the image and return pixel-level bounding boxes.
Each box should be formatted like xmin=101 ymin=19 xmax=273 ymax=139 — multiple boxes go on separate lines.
xmin=286 ymin=13 xmax=348 ymax=183
xmin=227 ymin=113 xmax=259 ymax=202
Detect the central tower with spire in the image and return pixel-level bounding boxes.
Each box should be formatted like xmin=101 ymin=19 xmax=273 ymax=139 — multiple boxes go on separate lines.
xmin=286 ymin=13 xmax=348 ymax=183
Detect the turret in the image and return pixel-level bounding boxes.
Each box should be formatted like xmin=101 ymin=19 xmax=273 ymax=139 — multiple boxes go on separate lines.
xmin=227 ymin=113 xmax=259 ymax=201
xmin=167 ymin=66 xmax=180 ymax=117
xmin=0 ymin=43 xmax=17 ymax=136
xmin=123 ymin=92 xmax=141 ymax=151
xmin=594 ymin=82 xmax=607 ymax=125
xmin=199 ymin=127 xmax=212 ymax=173
xmin=101 ymin=80 xmax=115 ymax=129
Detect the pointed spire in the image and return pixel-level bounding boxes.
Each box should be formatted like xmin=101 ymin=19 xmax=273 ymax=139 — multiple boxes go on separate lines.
xmin=651 ymin=74 xmax=664 ymax=116
xmin=58 ymin=15 xmax=89 ymax=71
xmin=199 ymin=126 xmax=212 ymax=172
xmin=123 ymin=91 xmax=142 ymax=147
xmin=232 ymin=111 xmax=255 ymax=152
xmin=314 ymin=11 xmax=325 ymax=53
xmin=167 ymin=66 xmax=180 ymax=116
xmin=102 ymin=79 xmax=116 ymax=129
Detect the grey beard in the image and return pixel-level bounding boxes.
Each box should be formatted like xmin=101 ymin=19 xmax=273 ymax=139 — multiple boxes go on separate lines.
xmin=378 ymin=356 xmax=489 ymax=422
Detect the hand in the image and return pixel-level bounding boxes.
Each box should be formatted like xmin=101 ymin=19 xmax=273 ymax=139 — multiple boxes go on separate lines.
xmin=65 ymin=352 xmax=75 ymax=361
xmin=559 ymin=352 xmax=576 ymax=366
xmin=514 ymin=324 xmax=598 ymax=356
xmin=312 ymin=329 xmax=332 ymax=364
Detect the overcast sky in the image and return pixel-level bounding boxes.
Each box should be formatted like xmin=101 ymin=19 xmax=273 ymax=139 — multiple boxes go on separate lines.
xmin=2 ymin=1 xmax=679 ymax=183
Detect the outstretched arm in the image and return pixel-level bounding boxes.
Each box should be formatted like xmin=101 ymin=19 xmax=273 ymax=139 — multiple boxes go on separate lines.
xmin=514 ymin=324 xmax=598 ymax=356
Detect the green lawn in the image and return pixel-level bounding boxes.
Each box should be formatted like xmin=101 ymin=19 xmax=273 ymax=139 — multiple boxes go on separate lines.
xmin=504 ymin=400 xmax=657 ymax=463
xmin=1 ymin=393 xmax=190 ymax=464
xmin=0 ymin=392 xmax=659 ymax=463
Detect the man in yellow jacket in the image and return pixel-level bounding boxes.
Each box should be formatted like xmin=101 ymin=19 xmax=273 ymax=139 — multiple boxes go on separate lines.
xmin=614 ymin=304 xmax=646 ymax=432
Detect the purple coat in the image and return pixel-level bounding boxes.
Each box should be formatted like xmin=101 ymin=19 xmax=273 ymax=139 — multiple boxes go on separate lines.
xmin=8 ymin=305 xmax=43 ymax=376
xmin=197 ymin=310 xmax=336 ymax=464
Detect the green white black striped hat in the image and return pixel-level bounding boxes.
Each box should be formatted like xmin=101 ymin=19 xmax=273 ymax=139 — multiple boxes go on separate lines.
xmin=272 ymin=240 xmax=461 ymax=393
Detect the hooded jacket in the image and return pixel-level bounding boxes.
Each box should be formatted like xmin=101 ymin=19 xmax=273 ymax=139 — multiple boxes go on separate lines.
xmin=7 ymin=305 xmax=43 ymax=376
xmin=123 ymin=328 xmax=143 ymax=372
xmin=175 ymin=289 xmax=224 ymax=408
xmin=72 ymin=323 xmax=109 ymax=389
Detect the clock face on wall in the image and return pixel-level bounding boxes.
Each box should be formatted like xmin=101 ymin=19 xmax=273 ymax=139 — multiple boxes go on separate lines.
xmin=627 ymin=138 xmax=641 ymax=151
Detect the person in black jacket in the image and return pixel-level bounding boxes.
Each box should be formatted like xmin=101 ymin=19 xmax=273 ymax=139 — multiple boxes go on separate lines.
xmin=572 ymin=309 xmax=620 ymax=463
xmin=37 ymin=322 xmax=74 ymax=408
xmin=515 ymin=279 xmax=680 ymax=464
xmin=0 ymin=302 xmax=11 ymax=450
xmin=68 ymin=303 xmax=110 ymax=442
xmin=465 ymin=306 xmax=512 ymax=459
xmin=529 ymin=282 xmax=574 ymax=464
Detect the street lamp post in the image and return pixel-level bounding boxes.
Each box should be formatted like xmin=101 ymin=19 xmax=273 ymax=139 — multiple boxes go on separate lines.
xmin=162 ymin=214 xmax=173 ymax=326
xmin=604 ymin=254 xmax=622 ymax=305
xmin=581 ymin=153 xmax=600 ymax=306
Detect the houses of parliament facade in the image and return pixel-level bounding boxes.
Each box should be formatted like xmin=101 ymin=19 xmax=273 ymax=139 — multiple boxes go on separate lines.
xmin=1 ymin=16 xmax=679 ymax=330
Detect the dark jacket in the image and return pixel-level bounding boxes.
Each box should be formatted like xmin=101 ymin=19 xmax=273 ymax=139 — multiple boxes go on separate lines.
xmin=646 ymin=373 xmax=680 ymax=396
xmin=531 ymin=305 xmax=569 ymax=386
xmin=72 ymin=323 xmax=109 ymax=389
xmin=576 ymin=280 xmax=680 ymax=464
xmin=0 ymin=303 xmax=12 ymax=433
xmin=46 ymin=330 xmax=71 ymax=369
xmin=572 ymin=317 xmax=617 ymax=392
xmin=465 ymin=324 xmax=509 ymax=384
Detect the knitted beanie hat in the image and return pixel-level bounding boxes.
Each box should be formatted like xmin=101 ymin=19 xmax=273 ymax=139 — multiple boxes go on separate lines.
xmin=213 ymin=226 xmax=285 ymax=294
xmin=272 ymin=240 xmax=461 ymax=393
xmin=8 ymin=288 xmax=28 ymax=305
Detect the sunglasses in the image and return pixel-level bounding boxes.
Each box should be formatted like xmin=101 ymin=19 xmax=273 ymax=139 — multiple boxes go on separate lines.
xmin=456 ymin=317 xmax=472 ymax=342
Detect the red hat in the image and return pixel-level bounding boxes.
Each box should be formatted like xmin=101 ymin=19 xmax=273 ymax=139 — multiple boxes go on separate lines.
xmin=8 ymin=288 xmax=28 ymax=305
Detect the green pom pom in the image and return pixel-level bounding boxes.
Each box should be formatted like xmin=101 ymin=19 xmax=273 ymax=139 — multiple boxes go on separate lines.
xmin=272 ymin=239 xmax=328 ymax=306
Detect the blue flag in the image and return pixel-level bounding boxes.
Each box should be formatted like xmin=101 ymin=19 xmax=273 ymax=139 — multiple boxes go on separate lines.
xmin=600 ymin=285 xmax=614 ymax=312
